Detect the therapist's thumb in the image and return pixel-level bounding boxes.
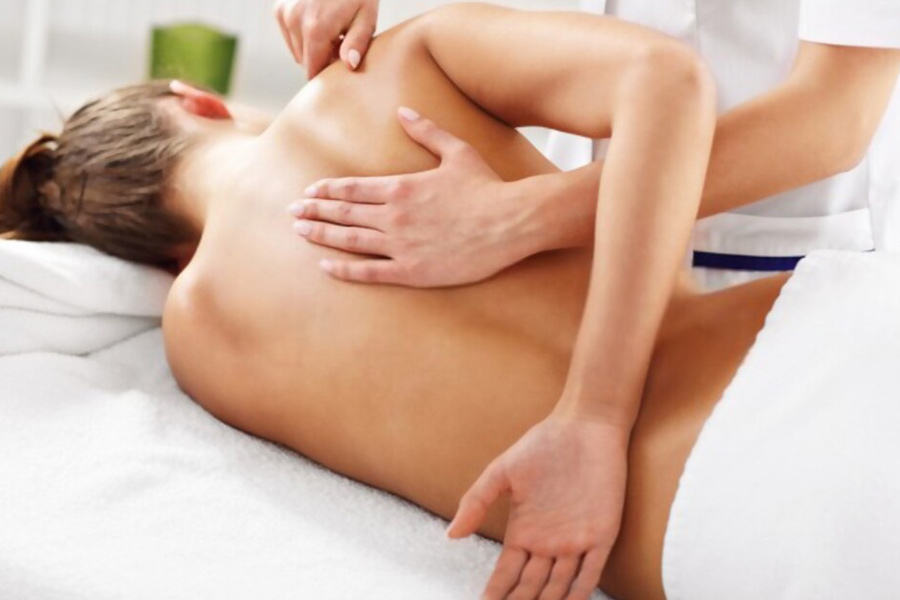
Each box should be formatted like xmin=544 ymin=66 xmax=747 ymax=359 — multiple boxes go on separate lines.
xmin=446 ymin=461 xmax=507 ymax=539
xmin=340 ymin=9 xmax=376 ymax=70
xmin=397 ymin=107 xmax=473 ymax=162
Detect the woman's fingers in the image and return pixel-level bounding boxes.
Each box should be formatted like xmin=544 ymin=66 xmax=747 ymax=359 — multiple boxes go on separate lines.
xmin=564 ymin=548 xmax=606 ymax=600
xmin=289 ymin=199 xmax=383 ymax=229
xmin=294 ymin=221 xmax=386 ymax=255
xmin=446 ymin=460 xmax=508 ymax=539
xmin=340 ymin=8 xmax=376 ymax=70
xmin=481 ymin=547 xmax=529 ymax=600
xmin=537 ymin=556 xmax=581 ymax=600
xmin=507 ymin=555 xmax=553 ymax=600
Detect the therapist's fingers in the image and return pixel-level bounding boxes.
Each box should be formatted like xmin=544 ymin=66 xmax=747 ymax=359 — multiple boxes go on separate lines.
xmin=305 ymin=177 xmax=399 ymax=205
xmin=507 ymin=554 xmax=553 ymax=600
xmin=564 ymin=548 xmax=606 ymax=600
xmin=397 ymin=107 xmax=475 ymax=161
xmin=303 ymin=20 xmax=336 ymax=79
xmin=288 ymin=199 xmax=384 ymax=229
xmin=537 ymin=556 xmax=581 ymax=600
xmin=275 ymin=4 xmax=302 ymax=63
xmin=275 ymin=2 xmax=305 ymax=65
xmin=481 ymin=547 xmax=529 ymax=600
xmin=319 ymin=258 xmax=407 ymax=285
xmin=340 ymin=8 xmax=376 ymax=70
xmin=294 ymin=221 xmax=387 ymax=256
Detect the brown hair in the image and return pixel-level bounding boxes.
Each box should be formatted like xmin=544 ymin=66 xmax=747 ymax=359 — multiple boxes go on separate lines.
xmin=0 ymin=80 xmax=195 ymax=270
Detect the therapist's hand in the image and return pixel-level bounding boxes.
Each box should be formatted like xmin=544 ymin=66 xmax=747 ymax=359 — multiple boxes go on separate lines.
xmin=448 ymin=411 xmax=628 ymax=600
xmin=274 ymin=0 xmax=378 ymax=78
xmin=290 ymin=109 xmax=531 ymax=287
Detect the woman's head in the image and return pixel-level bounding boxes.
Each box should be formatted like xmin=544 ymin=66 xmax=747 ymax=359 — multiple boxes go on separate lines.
xmin=0 ymin=80 xmax=232 ymax=271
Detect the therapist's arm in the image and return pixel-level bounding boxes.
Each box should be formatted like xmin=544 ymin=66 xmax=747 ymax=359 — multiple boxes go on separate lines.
xmin=701 ymin=43 xmax=900 ymax=215
xmin=293 ymin=42 xmax=900 ymax=280
xmin=513 ymin=42 xmax=900 ymax=250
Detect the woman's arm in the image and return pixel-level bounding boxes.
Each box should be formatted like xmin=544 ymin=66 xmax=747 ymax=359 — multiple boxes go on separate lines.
xmin=307 ymin=5 xmax=717 ymax=600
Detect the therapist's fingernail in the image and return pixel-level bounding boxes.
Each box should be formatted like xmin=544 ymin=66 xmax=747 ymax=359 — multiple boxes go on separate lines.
xmin=319 ymin=259 xmax=335 ymax=273
xmin=348 ymin=49 xmax=361 ymax=70
xmin=304 ymin=184 xmax=319 ymax=197
xmin=287 ymin=202 xmax=304 ymax=217
xmin=398 ymin=106 xmax=420 ymax=122
xmin=293 ymin=221 xmax=312 ymax=236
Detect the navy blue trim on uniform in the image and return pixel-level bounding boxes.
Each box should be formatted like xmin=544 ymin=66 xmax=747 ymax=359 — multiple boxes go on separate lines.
xmin=692 ymin=251 xmax=806 ymax=272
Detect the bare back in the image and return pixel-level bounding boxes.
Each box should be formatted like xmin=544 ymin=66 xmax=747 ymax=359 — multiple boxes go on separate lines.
xmin=164 ymin=18 xmax=787 ymax=600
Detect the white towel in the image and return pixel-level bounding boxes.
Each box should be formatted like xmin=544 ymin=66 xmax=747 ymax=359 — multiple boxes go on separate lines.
xmin=663 ymin=250 xmax=900 ymax=600
xmin=0 ymin=240 xmax=171 ymax=356
xmin=0 ymin=240 xmax=608 ymax=600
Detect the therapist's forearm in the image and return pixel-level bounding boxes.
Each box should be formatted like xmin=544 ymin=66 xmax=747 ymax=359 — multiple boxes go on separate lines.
xmin=514 ymin=94 xmax=872 ymax=253
xmin=702 ymin=43 xmax=900 ymax=217
xmin=701 ymin=84 xmax=879 ymax=217
xmin=513 ymin=45 xmax=900 ymax=253
xmin=515 ymin=96 xmax=877 ymax=253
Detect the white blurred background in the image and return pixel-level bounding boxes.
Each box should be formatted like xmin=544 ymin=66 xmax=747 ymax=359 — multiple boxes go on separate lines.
xmin=0 ymin=0 xmax=577 ymax=162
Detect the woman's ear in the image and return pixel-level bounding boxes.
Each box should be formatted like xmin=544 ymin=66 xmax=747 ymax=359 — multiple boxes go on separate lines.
xmin=169 ymin=80 xmax=232 ymax=120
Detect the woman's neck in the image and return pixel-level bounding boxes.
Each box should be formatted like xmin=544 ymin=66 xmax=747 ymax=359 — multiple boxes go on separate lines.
xmin=169 ymin=132 xmax=265 ymax=237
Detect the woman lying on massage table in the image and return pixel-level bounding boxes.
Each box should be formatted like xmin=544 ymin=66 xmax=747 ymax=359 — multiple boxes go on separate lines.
xmin=2 ymin=5 xmax=792 ymax=599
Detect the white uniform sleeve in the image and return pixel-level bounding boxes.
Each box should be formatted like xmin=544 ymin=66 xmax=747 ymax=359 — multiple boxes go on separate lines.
xmin=799 ymin=0 xmax=900 ymax=48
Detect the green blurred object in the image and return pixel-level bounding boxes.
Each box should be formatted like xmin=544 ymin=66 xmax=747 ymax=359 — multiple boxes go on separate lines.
xmin=150 ymin=23 xmax=238 ymax=95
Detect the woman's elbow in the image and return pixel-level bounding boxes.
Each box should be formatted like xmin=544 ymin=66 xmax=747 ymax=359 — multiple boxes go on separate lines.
xmin=623 ymin=41 xmax=717 ymax=115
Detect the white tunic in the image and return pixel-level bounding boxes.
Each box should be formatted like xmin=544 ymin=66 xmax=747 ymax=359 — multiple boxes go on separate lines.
xmin=547 ymin=0 xmax=900 ymax=286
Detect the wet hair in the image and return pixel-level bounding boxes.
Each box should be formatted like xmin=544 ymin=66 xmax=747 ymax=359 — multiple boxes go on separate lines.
xmin=0 ymin=80 xmax=195 ymax=270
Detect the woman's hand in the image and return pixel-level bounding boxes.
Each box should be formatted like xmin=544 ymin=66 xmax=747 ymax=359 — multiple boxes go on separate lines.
xmin=448 ymin=411 xmax=629 ymax=600
xmin=289 ymin=109 xmax=537 ymax=287
xmin=273 ymin=0 xmax=378 ymax=78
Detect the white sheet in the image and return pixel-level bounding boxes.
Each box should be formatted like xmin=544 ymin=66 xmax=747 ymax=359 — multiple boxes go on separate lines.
xmin=663 ymin=250 xmax=900 ymax=600
xmin=0 ymin=240 xmax=608 ymax=600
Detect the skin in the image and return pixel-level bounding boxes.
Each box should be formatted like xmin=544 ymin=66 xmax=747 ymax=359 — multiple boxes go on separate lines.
xmin=295 ymin=44 xmax=900 ymax=281
xmin=282 ymin=17 xmax=899 ymax=597
xmin=358 ymin=13 xmax=716 ymax=600
xmin=162 ymin=6 xmax=746 ymax=600
xmin=274 ymin=0 xmax=379 ymax=78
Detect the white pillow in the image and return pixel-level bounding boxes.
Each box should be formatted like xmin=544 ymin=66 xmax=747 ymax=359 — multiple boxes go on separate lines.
xmin=0 ymin=240 xmax=173 ymax=356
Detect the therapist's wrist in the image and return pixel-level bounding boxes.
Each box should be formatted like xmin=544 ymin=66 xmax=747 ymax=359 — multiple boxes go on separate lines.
xmin=499 ymin=174 xmax=572 ymax=261
xmin=483 ymin=178 xmax=552 ymax=266
xmin=517 ymin=165 xmax=602 ymax=254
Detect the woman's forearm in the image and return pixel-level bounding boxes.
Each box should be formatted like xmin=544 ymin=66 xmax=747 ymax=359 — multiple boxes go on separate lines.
xmin=556 ymin=51 xmax=717 ymax=426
